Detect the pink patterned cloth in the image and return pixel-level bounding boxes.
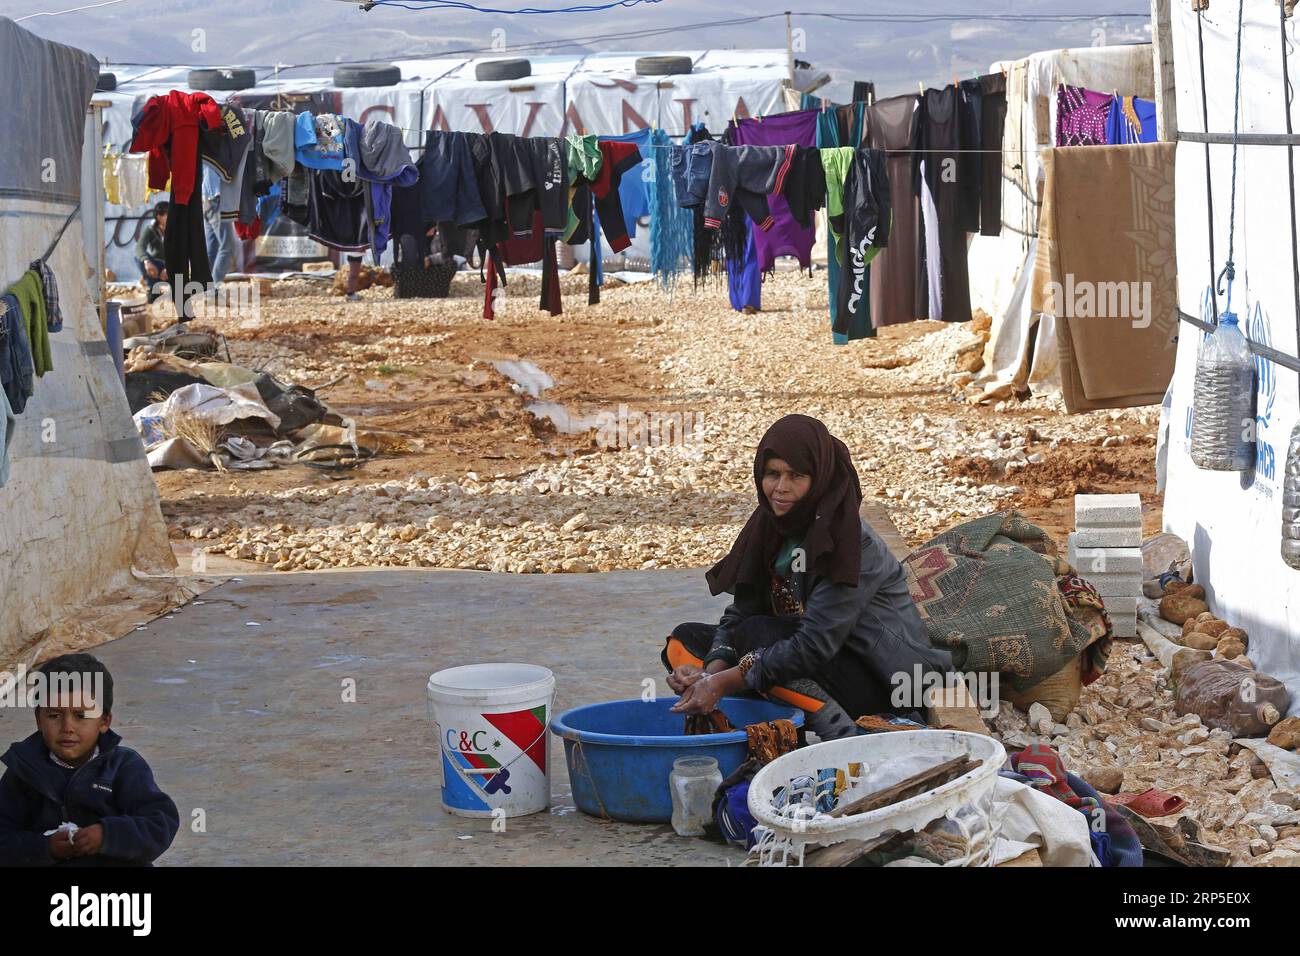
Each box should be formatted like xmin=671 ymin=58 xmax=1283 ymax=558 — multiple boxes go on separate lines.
xmin=1056 ymin=84 xmax=1112 ymax=147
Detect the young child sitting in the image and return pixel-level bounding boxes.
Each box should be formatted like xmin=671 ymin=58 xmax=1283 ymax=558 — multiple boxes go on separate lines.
xmin=0 ymin=653 xmax=180 ymax=866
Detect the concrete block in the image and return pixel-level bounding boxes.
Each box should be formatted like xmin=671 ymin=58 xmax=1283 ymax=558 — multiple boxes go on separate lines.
xmin=1068 ymin=535 xmax=1143 ymax=574
xmin=1084 ymin=572 xmax=1143 ymax=597
xmin=1072 ymin=526 xmax=1142 ymax=548
xmin=1111 ymin=610 xmax=1138 ymax=638
xmin=1075 ymin=493 xmax=1142 ymax=528
xmin=1101 ymin=594 xmax=1138 ymax=615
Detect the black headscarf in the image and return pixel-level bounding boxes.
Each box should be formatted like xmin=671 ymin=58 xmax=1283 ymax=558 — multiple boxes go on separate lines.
xmin=706 ymin=415 xmax=864 ymax=596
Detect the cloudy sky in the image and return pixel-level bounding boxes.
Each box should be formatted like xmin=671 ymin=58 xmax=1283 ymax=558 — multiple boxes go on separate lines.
xmin=4 ymin=0 xmax=1151 ymax=100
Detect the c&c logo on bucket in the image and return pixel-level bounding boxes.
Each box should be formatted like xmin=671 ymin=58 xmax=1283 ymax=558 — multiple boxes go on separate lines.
xmin=445 ymin=729 xmax=499 ymax=754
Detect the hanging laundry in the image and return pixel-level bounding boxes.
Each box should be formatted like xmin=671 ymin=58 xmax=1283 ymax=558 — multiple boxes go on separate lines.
xmin=419 ymin=130 xmax=488 ymax=227
xmin=977 ymin=72 xmax=1007 ymax=237
xmin=820 ymin=147 xmax=855 ymax=243
xmin=525 ymin=137 xmax=568 ymax=231
xmin=130 ymin=90 xmax=219 ymax=318
xmin=129 ymin=90 xmax=223 ymax=205
xmin=306 ymin=168 xmax=369 ymax=253
xmin=29 ymin=260 xmax=62 ymax=333
xmin=117 ymin=153 xmax=151 ymax=208
xmin=1056 ymin=84 xmax=1112 ymax=147
xmin=356 ymin=119 xmax=418 ymax=258
xmin=7 ymin=272 xmax=50 ymax=378
xmin=732 ymin=110 xmax=818 ymax=272
xmin=0 ymin=293 xmax=34 ymax=414
xmin=833 ymin=149 xmax=891 ymax=339
xmin=591 ymin=140 xmax=643 ymax=253
xmin=599 ymin=129 xmax=651 ymax=240
xmin=294 ymin=111 xmax=346 ymax=170
xmin=701 ymin=144 xmax=794 ymax=233
xmin=0 ymin=386 xmax=13 ymax=489
xmin=956 ymin=80 xmax=983 ymax=233
xmin=1105 ymin=94 xmax=1157 ymax=145
xmin=917 ymin=86 xmax=972 ymax=324
xmin=102 ymin=148 xmax=122 ymax=206
xmin=727 ymin=220 xmax=761 ymax=312
xmin=563 ymin=133 xmax=602 ymax=245
xmin=867 ymin=93 xmax=922 ymax=327
xmin=200 ymin=102 xmax=252 ymax=222
xmin=779 ymin=145 xmax=827 ymax=231
xmin=650 ymin=128 xmax=694 ymax=289
xmin=682 ymin=125 xmax=724 ymax=288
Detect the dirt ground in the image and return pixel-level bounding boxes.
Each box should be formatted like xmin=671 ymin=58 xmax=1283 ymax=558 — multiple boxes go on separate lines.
xmin=154 ymin=268 xmax=1161 ymax=569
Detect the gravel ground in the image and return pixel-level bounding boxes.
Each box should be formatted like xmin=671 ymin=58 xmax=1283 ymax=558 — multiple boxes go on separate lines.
xmin=166 ymin=270 xmax=1161 ymax=573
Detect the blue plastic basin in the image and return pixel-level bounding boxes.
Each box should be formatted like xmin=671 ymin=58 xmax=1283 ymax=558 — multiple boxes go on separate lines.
xmin=549 ymin=697 xmax=804 ymax=823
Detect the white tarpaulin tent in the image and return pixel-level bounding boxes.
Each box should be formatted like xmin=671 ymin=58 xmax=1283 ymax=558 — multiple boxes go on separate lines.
xmin=566 ymin=50 xmax=789 ymax=136
xmin=0 ymin=18 xmax=176 ymax=667
xmin=968 ymin=44 xmax=1155 ymax=398
xmin=425 ymin=54 xmax=577 ymax=136
xmin=1162 ymin=0 xmax=1300 ymax=703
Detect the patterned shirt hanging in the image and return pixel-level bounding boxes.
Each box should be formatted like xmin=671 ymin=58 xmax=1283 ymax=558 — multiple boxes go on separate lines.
xmin=1055 ymin=84 xmax=1113 ymax=147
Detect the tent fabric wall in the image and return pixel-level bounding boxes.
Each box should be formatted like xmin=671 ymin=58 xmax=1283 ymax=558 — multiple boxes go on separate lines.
xmin=425 ymin=55 xmax=579 ymax=136
xmin=567 ymin=51 xmax=787 ymax=136
xmin=1 ymin=21 xmax=175 ymax=665
xmin=1163 ymin=0 xmax=1300 ymax=704
xmin=969 ymin=44 xmax=1155 ymax=399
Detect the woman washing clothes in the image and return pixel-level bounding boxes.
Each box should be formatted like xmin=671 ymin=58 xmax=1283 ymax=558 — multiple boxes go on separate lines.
xmin=664 ymin=414 xmax=952 ymax=740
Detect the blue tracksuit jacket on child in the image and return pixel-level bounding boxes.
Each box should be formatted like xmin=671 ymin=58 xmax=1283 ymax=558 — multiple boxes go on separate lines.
xmin=0 ymin=728 xmax=179 ymax=866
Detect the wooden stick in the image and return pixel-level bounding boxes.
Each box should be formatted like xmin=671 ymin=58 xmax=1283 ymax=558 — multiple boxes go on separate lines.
xmin=828 ymin=756 xmax=981 ymax=819
xmin=803 ymin=832 xmax=904 ymax=867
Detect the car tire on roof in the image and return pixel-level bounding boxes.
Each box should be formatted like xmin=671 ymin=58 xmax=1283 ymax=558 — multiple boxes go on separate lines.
xmin=635 ymin=56 xmax=693 ymax=76
xmin=334 ymin=63 xmax=402 ymax=88
xmin=187 ymin=68 xmax=256 ymax=91
xmin=475 ymin=58 xmax=531 ymax=81
xmin=95 ymin=72 xmax=117 ymax=92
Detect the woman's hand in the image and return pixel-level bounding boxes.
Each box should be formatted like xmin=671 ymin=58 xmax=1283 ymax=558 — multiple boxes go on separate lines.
xmin=670 ymin=673 xmax=724 ymax=715
xmin=666 ymin=664 xmax=704 ymax=694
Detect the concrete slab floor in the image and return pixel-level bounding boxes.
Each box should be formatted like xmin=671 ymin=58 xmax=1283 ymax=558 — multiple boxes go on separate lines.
xmin=0 ymin=568 xmax=750 ymax=866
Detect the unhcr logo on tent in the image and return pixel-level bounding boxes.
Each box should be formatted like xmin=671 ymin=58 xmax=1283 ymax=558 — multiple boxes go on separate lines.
xmin=1246 ymin=301 xmax=1278 ymax=483
xmin=1041 ymin=273 xmax=1152 ymax=328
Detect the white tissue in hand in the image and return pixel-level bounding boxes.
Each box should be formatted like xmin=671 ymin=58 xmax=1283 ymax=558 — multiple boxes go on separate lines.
xmin=43 ymin=821 xmax=79 ymax=839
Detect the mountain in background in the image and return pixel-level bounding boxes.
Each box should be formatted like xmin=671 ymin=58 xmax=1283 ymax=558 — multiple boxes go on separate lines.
xmin=4 ymin=0 xmax=1150 ymax=101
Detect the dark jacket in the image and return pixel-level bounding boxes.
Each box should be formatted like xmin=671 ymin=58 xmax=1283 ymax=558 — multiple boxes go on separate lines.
xmin=714 ymin=516 xmax=952 ymax=693
xmin=0 ymin=728 xmax=180 ymax=867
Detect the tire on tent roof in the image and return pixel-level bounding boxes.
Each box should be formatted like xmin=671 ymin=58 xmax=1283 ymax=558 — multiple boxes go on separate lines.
xmin=334 ymin=63 xmax=402 ymax=88
xmin=95 ymin=72 xmax=117 ymax=92
xmin=475 ymin=59 xmax=531 ymax=81
xmin=187 ymin=68 xmax=256 ymax=91
xmin=635 ymin=55 xmax=693 ymax=76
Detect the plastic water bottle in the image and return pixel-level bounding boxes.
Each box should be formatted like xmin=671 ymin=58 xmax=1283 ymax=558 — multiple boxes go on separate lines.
xmin=670 ymin=756 xmax=722 ymax=837
xmin=1283 ymin=421 xmax=1300 ymax=569
xmin=1189 ymin=311 xmax=1255 ymax=471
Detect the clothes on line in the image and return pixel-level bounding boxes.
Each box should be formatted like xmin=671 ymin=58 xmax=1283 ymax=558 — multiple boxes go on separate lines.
xmin=0 ymin=258 xmax=66 ymax=485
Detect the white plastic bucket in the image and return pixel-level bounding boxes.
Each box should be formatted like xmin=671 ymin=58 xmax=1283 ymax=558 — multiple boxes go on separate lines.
xmin=427 ymin=663 xmax=556 ymax=818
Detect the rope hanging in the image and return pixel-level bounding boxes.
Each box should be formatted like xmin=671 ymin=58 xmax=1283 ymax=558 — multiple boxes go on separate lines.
xmin=1214 ymin=0 xmax=1248 ymax=316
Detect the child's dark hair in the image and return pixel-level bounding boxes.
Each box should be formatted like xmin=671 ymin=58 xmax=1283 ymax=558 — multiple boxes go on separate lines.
xmin=36 ymin=653 xmax=114 ymax=714
xmin=152 ymin=200 xmax=169 ymax=219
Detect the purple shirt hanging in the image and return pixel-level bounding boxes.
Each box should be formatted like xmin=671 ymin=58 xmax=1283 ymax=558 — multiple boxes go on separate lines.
xmin=731 ymin=110 xmax=818 ymax=271
xmin=1056 ymin=84 xmax=1112 ymax=147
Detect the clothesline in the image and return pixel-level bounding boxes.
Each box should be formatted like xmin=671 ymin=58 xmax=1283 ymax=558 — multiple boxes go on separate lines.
xmin=369 ymin=123 xmax=1037 ymax=154
xmin=37 ymin=203 xmax=80 ymax=266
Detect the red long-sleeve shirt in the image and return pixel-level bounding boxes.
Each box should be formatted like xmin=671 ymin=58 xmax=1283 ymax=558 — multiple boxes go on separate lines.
xmin=128 ymin=90 xmax=223 ymax=205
